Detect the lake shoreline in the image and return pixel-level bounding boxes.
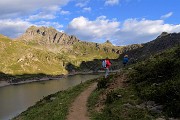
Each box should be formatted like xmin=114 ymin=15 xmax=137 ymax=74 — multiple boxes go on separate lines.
xmin=0 ymin=71 xmax=105 ymax=88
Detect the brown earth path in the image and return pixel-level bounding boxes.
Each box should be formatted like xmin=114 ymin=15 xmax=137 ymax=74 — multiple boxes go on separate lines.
xmin=67 ymin=82 xmax=97 ymax=120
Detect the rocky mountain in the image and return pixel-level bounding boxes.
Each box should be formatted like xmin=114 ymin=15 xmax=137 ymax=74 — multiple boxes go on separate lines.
xmin=17 ymin=26 xmax=80 ymax=45
xmin=16 ymin=26 xmax=128 ymax=55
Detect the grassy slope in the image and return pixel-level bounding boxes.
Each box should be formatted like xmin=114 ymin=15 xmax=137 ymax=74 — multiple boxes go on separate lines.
xmin=88 ymin=46 xmax=180 ymax=119
xmin=0 ymin=37 xmax=120 ymax=76
xmin=0 ymin=37 xmax=65 ymax=75
xmin=129 ymin=46 xmax=180 ymax=117
xmin=88 ymin=74 xmax=155 ymax=120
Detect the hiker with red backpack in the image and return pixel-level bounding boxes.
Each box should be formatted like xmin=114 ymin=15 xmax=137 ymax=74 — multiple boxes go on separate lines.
xmin=102 ymin=57 xmax=111 ymax=78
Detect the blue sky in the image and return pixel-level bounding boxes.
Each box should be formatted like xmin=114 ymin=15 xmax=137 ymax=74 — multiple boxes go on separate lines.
xmin=0 ymin=0 xmax=180 ymax=45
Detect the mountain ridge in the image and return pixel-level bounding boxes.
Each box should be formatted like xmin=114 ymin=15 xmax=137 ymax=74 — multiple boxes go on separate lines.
xmin=0 ymin=26 xmax=180 ymax=75
xmin=16 ymin=26 xmax=80 ymax=45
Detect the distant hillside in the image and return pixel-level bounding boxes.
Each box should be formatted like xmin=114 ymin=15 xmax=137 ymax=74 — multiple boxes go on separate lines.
xmin=0 ymin=26 xmax=127 ymax=75
xmin=119 ymin=32 xmax=180 ymax=64
xmin=0 ymin=36 xmax=66 ymax=75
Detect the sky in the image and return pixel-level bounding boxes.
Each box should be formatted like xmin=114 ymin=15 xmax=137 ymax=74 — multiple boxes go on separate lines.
xmin=0 ymin=0 xmax=180 ymax=46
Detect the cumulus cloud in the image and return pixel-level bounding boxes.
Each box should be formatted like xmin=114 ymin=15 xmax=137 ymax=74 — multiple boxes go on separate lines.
xmin=0 ymin=18 xmax=64 ymax=38
xmin=0 ymin=0 xmax=70 ymax=19
xmin=27 ymin=13 xmax=56 ymax=21
xmin=0 ymin=0 xmax=69 ymax=38
xmin=114 ymin=18 xmax=180 ymax=45
xmin=66 ymin=16 xmax=120 ymax=43
xmin=0 ymin=19 xmax=32 ymax=38
xmin=66 ymin=16 xmax=180 ymax=45
xmin=161 ymin=12 xmax=173 ymax=19
xmin=105 ymin=0 xmax=119 ymax=6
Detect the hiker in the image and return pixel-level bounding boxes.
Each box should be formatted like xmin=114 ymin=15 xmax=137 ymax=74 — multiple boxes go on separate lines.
xmin=123 ymin=54 xmax=129 ymax=67
xmin=102 ymin=59 xmax=106 ymax=69
xmin=104 ymin=57 xmax=111 ymax=78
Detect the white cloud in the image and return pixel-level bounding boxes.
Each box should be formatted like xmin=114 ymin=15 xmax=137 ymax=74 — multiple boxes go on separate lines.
xmin=114 ymin=18 xmax=180 ymax=45
xmin=0 ymin=18 xmax=64 ymax=38
xmin=0 ymin=1 xmax=68 ymax=38
xmin=105 ymin=0 xmax=119 ymax=6
xmin=26 ymin=5 xmax=62 ymax=21
xmin=76 ymin=3 xmax=86 ymax=7
xmin=66 ymin=16 xmax=120 ymax=43
xmin=60 ymin=10 xmax=71 ymax=15
xmin=161 ymin=12 xmax=173 ymax=19
xmin=66 ymin=16 xmax=180 ymax=45
xmin=75 ymin=0 xmax=90 ymax=7
xmin=83 ymin=7 xmax=91 ymax=12
xmin=0 ymin=0 xmax=70 ymax=19
xmin=27 ymin=13 xmax=56 ymax=21
xmin=0 ymin=19 xmax=32 ymax=38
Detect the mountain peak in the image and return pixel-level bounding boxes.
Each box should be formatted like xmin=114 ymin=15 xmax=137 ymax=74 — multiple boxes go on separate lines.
xmin=17 ymin=26 xmax=80 ymax=45
xmin=157 ymin=32 xmax=169 ymax=39
xmin=103 ymin=40 xmax=113 ymax=46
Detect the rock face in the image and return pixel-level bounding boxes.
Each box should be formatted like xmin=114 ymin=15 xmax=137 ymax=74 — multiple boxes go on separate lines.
xmin=17 ymin=26 xmax=80 ymax=45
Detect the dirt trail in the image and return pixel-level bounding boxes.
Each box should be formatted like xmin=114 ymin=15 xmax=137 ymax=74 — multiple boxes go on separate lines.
xmin=67 ymin=82 xmax=97 ymax=120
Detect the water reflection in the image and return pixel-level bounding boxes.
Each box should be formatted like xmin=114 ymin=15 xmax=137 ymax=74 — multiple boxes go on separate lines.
xmin=0 ymin=74 xmax=100 ymax=120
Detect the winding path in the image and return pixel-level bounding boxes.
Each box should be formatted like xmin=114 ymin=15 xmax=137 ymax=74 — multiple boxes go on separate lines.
xmin=67 ymin=82 xmax=97 ymax=120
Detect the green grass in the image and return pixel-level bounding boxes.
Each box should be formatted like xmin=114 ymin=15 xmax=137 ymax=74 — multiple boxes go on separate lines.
xmin=128 ymin=46 xmax=180 ymax=118
xmin=13 ymin=78 xmax=98 ymax=120
xmin=88 ymin=83 xmax=158 ymax=120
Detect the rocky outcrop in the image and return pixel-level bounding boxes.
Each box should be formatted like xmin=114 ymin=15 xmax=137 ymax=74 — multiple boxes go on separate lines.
xmin=17 ymin=26 xmax=80 ymax=45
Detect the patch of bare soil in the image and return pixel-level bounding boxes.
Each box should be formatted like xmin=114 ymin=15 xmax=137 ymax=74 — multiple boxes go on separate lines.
xmin=67 ymin=82 xmax=97 ymax=120
xmin=95 ymin=73 xmax=128 ymax=112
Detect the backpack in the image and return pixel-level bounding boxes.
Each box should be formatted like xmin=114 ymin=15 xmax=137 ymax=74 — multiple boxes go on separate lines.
xmin=102 ymin=60 xmax=106 ymax=68
xmin=123 ymin=57 xmax=129 ymax=64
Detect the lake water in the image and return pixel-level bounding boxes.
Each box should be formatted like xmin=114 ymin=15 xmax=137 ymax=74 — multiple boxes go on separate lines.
xmin=0 ymin=74 xmax=100 ymax=120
